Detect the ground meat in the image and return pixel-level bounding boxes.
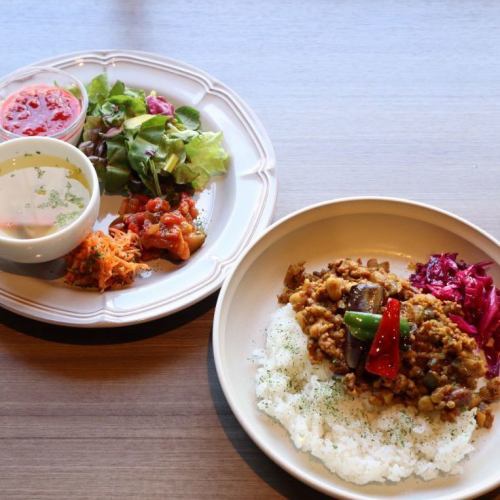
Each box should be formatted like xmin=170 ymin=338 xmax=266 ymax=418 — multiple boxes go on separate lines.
xmin=278 ymin=262 xmax=306 ymax=303
xmin=279 ymin=257 xmax=500 ymax=427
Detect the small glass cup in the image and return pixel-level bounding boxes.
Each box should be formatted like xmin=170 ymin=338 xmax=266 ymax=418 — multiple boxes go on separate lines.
xmin=0 ymin=66 xmax=88 ymax=145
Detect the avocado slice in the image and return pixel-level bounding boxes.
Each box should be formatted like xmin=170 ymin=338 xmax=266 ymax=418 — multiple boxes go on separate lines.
xmin=124 ymin=114 xmax=155 ymax=130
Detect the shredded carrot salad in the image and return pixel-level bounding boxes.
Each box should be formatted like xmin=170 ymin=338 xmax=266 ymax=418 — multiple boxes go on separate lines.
xmin=65 ymin=228 xmax=149 ymax=292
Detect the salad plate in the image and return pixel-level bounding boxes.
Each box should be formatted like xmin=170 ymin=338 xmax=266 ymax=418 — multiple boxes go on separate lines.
xmin=0 ymin=50 xmax=276 ymax=326
xmin=213 ymin=197 xmax=500 ymax=500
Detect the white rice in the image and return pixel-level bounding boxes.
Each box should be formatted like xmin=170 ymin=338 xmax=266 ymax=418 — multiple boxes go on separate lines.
xmin=255 ymin=304 xmax=478 ymax=484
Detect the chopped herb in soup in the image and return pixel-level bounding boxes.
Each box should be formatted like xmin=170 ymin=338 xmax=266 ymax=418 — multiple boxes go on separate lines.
xmin=0 ymin=154 xmax=89 ymax=239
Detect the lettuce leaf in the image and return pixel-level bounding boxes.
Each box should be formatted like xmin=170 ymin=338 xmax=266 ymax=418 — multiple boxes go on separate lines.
xmin=125 ymin=116 xmax=171 ymax=195
xmin=106 ymin=135 xmax=128 ymax=169
xmin=175 ymin=106 xmax=201 ymax=130
xmin=82 ymin=115 xmax=103 ymax=141
xmin=86 ymin=75 xmax=147 ymax=121
xmin=172 ymin=163 xmax=200 ymax=185
xmin=81 ymin=75 xmax=230 ymax=197
xmin=108 ymin=93 xmax=147 ymax=117
xmin=136 ymin=115 xmax=168 ymax=145
xmin=100 ymin=101 xmax=126 ymax=127
xmin=109 ymin=80 xmax=125 ymax=96
xmin=167 ymin=124 xmax=199 ymax=143
xmin=86 ymin=74 xmax=109 ymax=114
xmin=182 ymin=132 xmax=229 ymax=190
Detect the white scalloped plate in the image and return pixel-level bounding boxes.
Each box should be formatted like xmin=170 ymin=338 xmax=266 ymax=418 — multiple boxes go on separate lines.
xmin=0 ymin=50 xmax=277 ymax=326
xmin=213 ymin=198 xmax=500 ymax=500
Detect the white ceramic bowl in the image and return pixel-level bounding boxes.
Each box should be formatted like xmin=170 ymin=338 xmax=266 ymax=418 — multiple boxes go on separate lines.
xmin=213 ymin=198 xmax=500 ymax=500
xmin=0 ymin=137 xmax=99 ymax=263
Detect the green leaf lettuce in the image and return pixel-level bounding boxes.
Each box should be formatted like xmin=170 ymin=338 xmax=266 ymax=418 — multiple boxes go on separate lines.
xmin=175 ymin=106 xmax=201 ymax=130
xmin=180 ymin=132 xmax=229 ymax=190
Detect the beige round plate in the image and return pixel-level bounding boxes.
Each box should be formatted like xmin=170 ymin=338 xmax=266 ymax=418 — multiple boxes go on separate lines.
xmin=213 ymin=197 xmax=500 ymax=500
xmin=0 ymin=50 xmax=276 ymax=326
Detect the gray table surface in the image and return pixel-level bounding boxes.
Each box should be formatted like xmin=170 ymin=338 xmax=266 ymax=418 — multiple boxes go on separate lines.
xmin=0 ymin=1 xmax=499 ymax=498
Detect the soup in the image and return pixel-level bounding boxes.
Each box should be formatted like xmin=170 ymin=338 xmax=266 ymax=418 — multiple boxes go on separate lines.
xmin=0 ymin=153 xmax=90 ymax=239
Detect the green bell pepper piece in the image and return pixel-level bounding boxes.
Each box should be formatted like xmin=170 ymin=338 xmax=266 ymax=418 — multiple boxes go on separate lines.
xmin=344 ymin=311 xmax=412 ymax=342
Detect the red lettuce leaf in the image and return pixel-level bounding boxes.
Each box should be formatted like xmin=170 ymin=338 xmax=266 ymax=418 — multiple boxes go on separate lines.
xmin=146 ymin=95 xmax=175 ymax=116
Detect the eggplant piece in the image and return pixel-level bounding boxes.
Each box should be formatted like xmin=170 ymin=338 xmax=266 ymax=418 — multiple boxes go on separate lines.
xmin=345 ymin=331 xmax=369 ymax=369
xmin=347 ymin=283 xmax=385 ymax=314
xmin=344 ymin=283 xmax=385 ymax=369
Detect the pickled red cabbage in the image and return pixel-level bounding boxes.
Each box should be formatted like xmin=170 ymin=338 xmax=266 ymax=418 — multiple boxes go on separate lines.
xmin=410 ymin=253 xmax=500 ymax=377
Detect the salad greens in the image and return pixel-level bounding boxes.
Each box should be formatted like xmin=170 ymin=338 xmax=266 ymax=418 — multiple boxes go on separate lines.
xmin=79 ymin=74 xmax=229 ymax=197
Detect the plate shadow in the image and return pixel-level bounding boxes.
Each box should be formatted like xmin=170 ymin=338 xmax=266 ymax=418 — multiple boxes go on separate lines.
xmin=0 ymin=292 xmax=217 ymax=345
xmin=206 ymin=335 xmax=330 ymax=499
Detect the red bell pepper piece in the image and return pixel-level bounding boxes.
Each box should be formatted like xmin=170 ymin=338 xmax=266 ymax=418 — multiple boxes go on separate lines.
xmin=365 ymin=298 xmax=401 ymax=379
